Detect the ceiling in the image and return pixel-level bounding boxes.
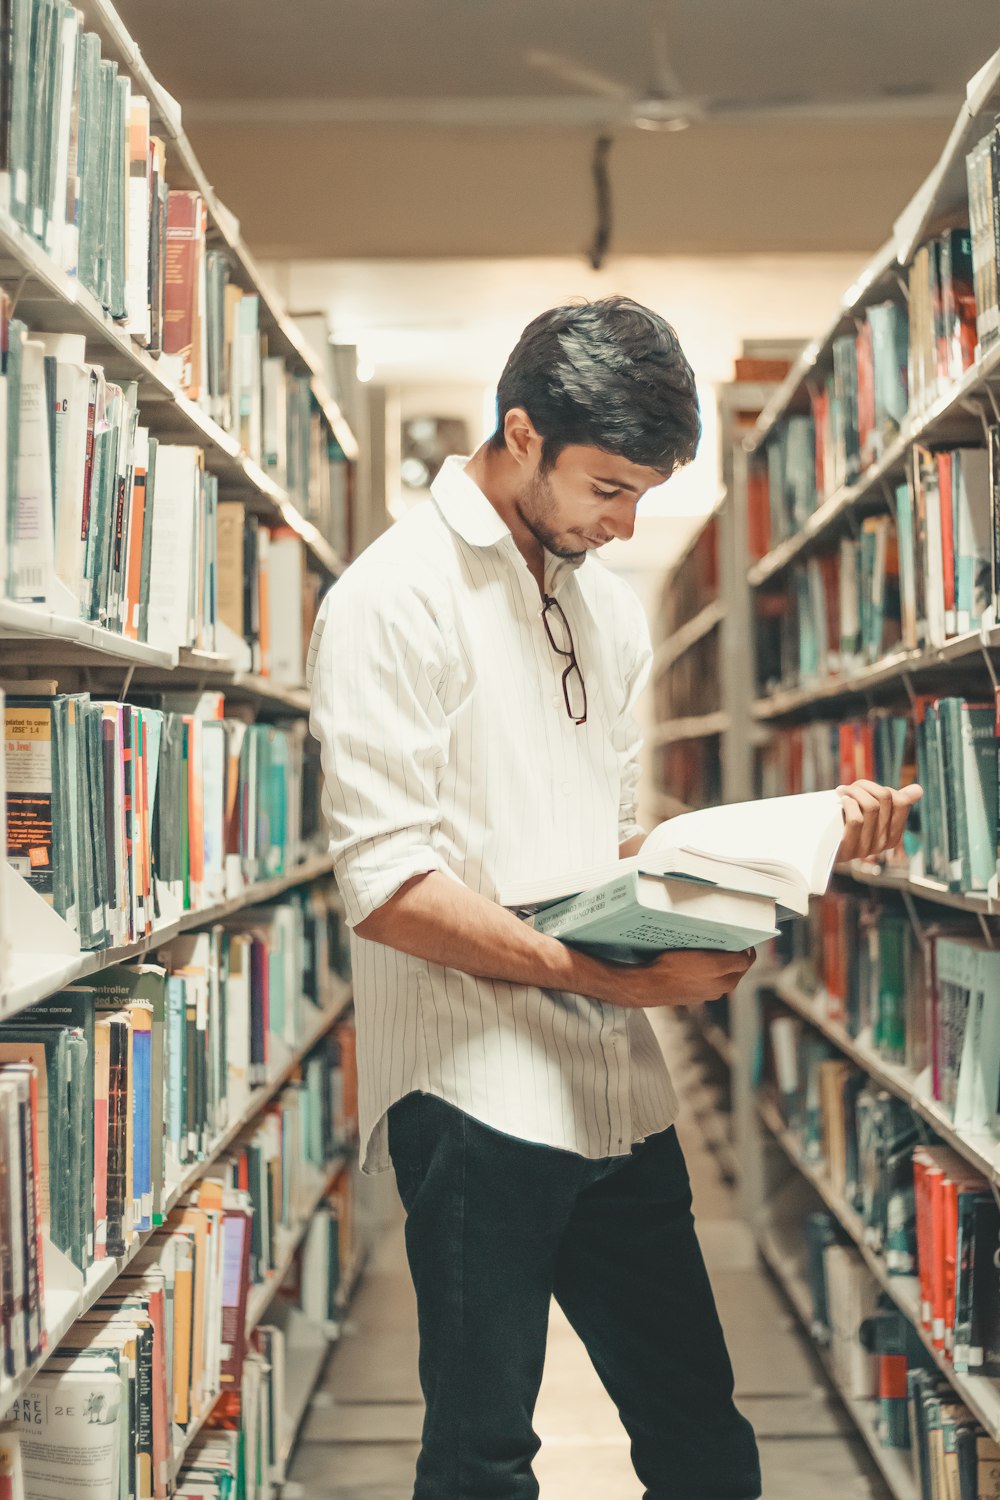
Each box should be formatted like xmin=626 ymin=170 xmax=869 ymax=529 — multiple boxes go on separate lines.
xmin=115 ymin=0 xmax=999 ymax=262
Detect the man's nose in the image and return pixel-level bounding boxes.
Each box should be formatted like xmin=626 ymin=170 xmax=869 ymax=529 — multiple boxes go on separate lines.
xmin=603 ymin=505 xmax=636 ymax=542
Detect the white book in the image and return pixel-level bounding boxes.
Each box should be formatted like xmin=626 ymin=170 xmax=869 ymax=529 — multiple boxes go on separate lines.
xmin=12 ymin=340 xmax=56 ymax=605
xmin=266 ymin=531 xmax=304 ymax=685
xmin=145 ymin=444 xmax=199 ymax=651
xmin=498 ymin=790 xmax=845 ymax=916
xmin=5 ymin=1369 xmax=123 ymax=1500
xmin=125 ymin=97 xmax=151 ymax=343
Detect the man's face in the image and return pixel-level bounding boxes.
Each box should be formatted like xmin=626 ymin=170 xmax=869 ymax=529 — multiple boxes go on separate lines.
xmin=513 ymin=443 xmax=667 ymax=561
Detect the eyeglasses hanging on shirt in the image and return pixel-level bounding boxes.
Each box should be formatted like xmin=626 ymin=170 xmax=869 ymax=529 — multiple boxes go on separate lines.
xmin=541 ymin=594 xmax=588 ymax=726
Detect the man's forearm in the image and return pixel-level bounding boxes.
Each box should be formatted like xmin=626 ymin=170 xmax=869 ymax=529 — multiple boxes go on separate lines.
xmin=353 ymin=870 xmax=626 ymax=1006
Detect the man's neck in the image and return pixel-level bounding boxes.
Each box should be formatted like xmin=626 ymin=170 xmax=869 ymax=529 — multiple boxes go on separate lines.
xmin=464 ymin=444 xmax=546 ymax=593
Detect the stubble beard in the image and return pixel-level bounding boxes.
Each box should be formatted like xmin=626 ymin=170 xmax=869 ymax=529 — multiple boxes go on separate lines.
xmin=514 ymin=467 xmax=586 ymax=563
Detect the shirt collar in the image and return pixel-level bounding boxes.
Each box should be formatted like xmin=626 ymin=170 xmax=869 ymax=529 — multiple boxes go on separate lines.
xmin=431 ymin=456 xmax=512 ymax=548
xmin=430 ymin=455 xmax=587 ymax=590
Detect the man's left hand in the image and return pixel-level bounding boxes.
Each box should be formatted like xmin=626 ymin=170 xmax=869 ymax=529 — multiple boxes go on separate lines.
xmin=836 ymin=779 xmax=924 ymax=863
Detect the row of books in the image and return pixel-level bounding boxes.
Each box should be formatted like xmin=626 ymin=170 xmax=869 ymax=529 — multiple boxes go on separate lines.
xmin=757 ymin=434 xmax=999 ymax=691
xmin=0 ymin=935 xmax=354 ymax=1382
xmin=966 ymin=123 xmax=1000 ymax=363
xmin=1 ymin=1154 xmax=358 ymax=1500
xmin=758 ymin=692 xmax=998 ymax=897
xmin=767 ymin=1014 xmax=1000 ymax=1380
xmin=1 ymin=297 xmax=334 ymax=672
xmin=4 ymin=690 xmax=325 ymax=954
xmin=655 ymin=741 xmax=723 ymax=813
xmin=0 ymin=7 xmax=351 ymax=548
xmin=789 ymin=893 xmax=1000 ymax=1135
xmin=802 ymin=1223 xmax=1000 ymax=1494
xmin=653 ymin=628 xmax=721 ymax=721
xmin=656 ymin=513 xmax=718 ymax=639
xmin=756 ymin=229 xmax=977 ymax=551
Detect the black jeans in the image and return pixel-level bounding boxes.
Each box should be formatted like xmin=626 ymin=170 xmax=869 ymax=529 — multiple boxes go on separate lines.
xmin=387 ymin=1092 xmax=762 ymax=1500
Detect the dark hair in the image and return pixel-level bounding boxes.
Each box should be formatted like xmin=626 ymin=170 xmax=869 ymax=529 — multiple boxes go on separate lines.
xmin=489 ymin=296 xmax=701 ymax=476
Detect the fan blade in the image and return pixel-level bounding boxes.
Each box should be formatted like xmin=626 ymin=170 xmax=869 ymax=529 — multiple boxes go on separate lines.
xmin=648 ymin=0 xmax=684 ymax=99
xmin=702 ymin=93 xmax=959 ymax=125
xmin=524 ymin=48 xmax=631 ymax=100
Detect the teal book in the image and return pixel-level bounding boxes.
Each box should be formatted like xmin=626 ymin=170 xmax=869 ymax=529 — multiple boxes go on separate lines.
xmin=956 ymin=701 xmax=997 ymax=891
xmin=17 ymin=989 xmax=94 ymax=1266
xmin=529 ymin=871 xmax=778 ymax=963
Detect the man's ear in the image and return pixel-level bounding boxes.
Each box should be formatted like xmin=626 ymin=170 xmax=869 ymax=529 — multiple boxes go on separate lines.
xmin=503 ymin=407 xmax=543 ymax=468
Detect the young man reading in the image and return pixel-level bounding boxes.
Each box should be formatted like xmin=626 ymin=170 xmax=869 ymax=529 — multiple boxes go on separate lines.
xmin=308 ymin=298 xmax=921 ymax=1500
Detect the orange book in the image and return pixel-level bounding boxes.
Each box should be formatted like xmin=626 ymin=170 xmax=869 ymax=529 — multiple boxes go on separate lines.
xmin=170 ymin=1229 xmax=196 ymax=1425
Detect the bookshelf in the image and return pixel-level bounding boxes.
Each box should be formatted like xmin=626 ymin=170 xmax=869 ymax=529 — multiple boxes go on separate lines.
xmin=713 ymin=42 xmax=1000 ymax=1497
xmin=0 ymin=1 xmax=382 ymax=1492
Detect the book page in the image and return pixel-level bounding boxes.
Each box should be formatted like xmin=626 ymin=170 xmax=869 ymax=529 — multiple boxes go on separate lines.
xmin=641 ymin=790 xmax=844 ymax=892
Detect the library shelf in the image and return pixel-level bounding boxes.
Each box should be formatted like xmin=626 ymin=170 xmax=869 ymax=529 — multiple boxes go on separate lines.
xmin=0 ymin=209 xmax=345 ymax=580
xmin=834 ymin=860 xmax=994 ymax=917
xmin=746 ymin=337 xmax=1000 ymax=589
xmin=169 ymin=1142 xmax=353 ymax=1483
xmin=756 ymin=1094 xmax=1000 ymax=1445
xmin=242 ymin=1150 xmax=352 ymax=1342
xmin=3 ymin=852 xmax=338 ymax=1020
xmin=687 ymin=1012 xmax=735 ymax=1069
xmin=749 ymin=240 xmax=900 ymax=455
xmin=0 ymin=983 xmax=353 ymax=1415
xmin=767 ymin=966 xmax=1000 ymax=1189
xmin=755 ymin=1226 xmax=920 ymax=1500
xmin=652 ymin=599 xmax=727 ymax=678
xmin=0 ymin=599 xmax=178 ymax=668
xmin=650 ymin=712 xmax=729 ymax=747
xmin=751 ymin=624 xmax=1000 ymax=720
xmin=76 ymin=0 xmax=359 ymax=463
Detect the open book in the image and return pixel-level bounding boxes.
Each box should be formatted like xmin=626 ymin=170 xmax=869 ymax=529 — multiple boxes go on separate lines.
xmin=498 ymin=790 xmax=845 ymax=918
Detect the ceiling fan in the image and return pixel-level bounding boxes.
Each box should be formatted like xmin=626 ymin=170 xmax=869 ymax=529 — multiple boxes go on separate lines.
xmin=521 ymin=0 xmax=954 ymax=133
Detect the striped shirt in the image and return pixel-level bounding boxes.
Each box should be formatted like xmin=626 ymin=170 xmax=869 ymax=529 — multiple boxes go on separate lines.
xmin=307 ymin=455 xmax=678 ymax=1172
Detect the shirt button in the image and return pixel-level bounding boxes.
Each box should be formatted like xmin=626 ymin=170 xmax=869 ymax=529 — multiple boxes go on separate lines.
xmin=551 ymin=695 xmax=560 ymax=709
xmin=561 ymin=782 xmax=571 ymax=794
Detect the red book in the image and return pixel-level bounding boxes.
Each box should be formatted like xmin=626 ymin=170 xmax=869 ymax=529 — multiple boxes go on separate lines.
xmin=856 ymin=321 xmax=876 ymax=470
xmin=912 ymin=1147 xmax=934 ymax=1328
xmin=163 ymin=190 xmax=206 ymax=397
xmin=936 ymin=452 xmax=956 ymax=629
xmin=809 ymin=385 xmax=829 ymax=498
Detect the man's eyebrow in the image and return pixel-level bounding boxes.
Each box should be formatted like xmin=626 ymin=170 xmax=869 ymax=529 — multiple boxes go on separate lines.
xmin=589 ymin=475 xmax=640 ymax=493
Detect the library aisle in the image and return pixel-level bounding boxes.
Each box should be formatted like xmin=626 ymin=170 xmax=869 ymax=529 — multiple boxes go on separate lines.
xmin=287 ymin=1012 xmax=892 ymax=1500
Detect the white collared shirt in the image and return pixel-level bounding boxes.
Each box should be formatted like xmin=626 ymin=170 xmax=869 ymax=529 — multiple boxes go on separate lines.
xmin=307 ymin=455 xmax=678 ymax=1171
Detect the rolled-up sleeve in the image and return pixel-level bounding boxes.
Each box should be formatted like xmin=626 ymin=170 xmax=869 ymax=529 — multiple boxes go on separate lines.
xmin=612 ymin=600 xmax=653 ymax=844
xmin=307 ymin=570 xmax=453 ymax=927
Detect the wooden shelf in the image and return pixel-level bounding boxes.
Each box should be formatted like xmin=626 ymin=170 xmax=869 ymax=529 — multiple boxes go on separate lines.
xmin=650 ymin=711 xmax=729 ymax=746
xmin=652 ymin=599 xmax=727 ymax=677
xmin=3 ymin=853 xmax=338 ymax=1018
xmin=757 ymin=1094 xmax=1000 ymax=1446
xmin=767 ymin=966 xmax=1000 ymax=1188
xmin=752 ymin=625 xmax=1000 ymax=719
xmin=756 ymin=1227 xmax=920 ymax=1500
xmin=0 ymin=984 xmax=353 ymax=1413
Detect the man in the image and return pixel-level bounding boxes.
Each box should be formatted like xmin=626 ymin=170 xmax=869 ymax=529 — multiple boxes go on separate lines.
xmin=308 ymin=297 xmax=921 ymax=1500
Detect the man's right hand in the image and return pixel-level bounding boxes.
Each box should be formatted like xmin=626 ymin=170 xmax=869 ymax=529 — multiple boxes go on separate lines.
xmin=579 ymin=945 xmax=758 ymax=1010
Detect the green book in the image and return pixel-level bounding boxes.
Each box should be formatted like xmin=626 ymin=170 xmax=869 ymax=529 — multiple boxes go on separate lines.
xmin=7 ymin=0 xmax=32 ymax=228
xmin=956 ymin=701 xmax=997 ymax=891
xmin=75 ymin=30 xmax=100 ymax=296
xmin=107 ymin=73 xmax=127 ymax=320
xmin=530 ymin=870 xmax=778 ymax=964
xmin=16 ymin=990 xmax=94 ymax=1266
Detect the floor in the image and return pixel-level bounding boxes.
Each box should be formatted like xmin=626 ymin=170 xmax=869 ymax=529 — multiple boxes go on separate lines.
xmin=285 ymin=1013 xmax=892 ymax=1500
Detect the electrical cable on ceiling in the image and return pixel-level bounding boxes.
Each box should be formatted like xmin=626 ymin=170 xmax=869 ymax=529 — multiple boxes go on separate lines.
xmin=588 ymin=133 xmax=614 ymax=270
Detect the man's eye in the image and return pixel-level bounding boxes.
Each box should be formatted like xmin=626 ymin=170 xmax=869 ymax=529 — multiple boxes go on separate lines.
xmin=591 ymin=486 xmax=618 ymax=499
